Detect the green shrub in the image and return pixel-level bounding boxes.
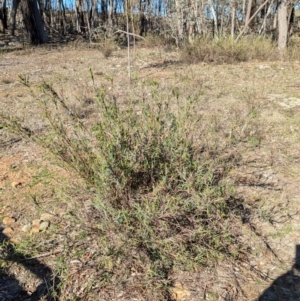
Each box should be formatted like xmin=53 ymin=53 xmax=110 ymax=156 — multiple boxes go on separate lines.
xmin=2 ymin=79 xmax=253 ymax=299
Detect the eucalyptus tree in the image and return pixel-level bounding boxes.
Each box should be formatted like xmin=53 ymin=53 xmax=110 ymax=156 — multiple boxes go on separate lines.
xmin=20 ymin=0 xmax=48 ymax=43
xmin=2 ymin=0 xmax=299 ymax=47
xmin=0 ymin=0 xmax=7 ymax=32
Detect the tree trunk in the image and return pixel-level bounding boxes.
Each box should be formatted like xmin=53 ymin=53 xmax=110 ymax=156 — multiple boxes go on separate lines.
xmin=245 ymin=0 xmax=256 ymax=32
xmin=58 ymin=0 xmax=67 ymax=34
xmin=288 ymin=6 xmax=294 ymax=35
xmin=273 ymin=9 xmax=277 ymax=29
xmin=210 ymin=0 xmax=218 ymax=36
xmin=107 ymin=0 xmax=113 ymax=34
xmin=3 ymin=0 xmax=7 ymax=28
xmin=75 ymin=0 xmax=85 ymax=32
xmin=90 ymin=0 xmax=97 ymax=28
xmin=9 ymin=0 xmax=20 ymax=35
xmin=20 ymin=0 xmax=48 ymax=44
xmin=231 ymin=1 xmax=236 ymax=38
xmin=0 ymin=0 xmax=8 ymax=32
xmin=44 ymin=0 xmax=51 ymax=25
xmin=174 ymin=0 xmax=183 ymax=45
xmin=278 ymin=0 xmax=288 ymax=50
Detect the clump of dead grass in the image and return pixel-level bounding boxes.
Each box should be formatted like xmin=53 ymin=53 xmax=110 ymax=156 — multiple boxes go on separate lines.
xmin=98 ymin=38 xmax=116 ymax=58
xmin=139 ymin=33 xmax=175 ymax=49
xmin=181 ymin=36 xmax=278 ymax=64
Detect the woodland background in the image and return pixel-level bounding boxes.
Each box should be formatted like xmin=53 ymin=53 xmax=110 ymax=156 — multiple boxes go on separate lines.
xmin=0 ymin=0 xmax=299 ymax=49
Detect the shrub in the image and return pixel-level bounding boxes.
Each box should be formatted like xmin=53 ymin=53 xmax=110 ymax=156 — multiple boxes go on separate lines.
xmin=181 ymin=36 xmax=278 ymax=64
xmin=2 ymin=78 xmax=253 ymax=299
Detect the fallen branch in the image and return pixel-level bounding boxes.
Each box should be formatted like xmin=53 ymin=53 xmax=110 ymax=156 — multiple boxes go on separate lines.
xmin=26 ymin=249 xmax=63 ymax=260
xmin=114 ymin=29 xmax=146 ymax=40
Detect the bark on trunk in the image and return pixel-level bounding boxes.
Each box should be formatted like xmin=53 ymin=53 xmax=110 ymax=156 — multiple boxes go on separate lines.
xmin=20 ymin=0 xmax=48 ymax=44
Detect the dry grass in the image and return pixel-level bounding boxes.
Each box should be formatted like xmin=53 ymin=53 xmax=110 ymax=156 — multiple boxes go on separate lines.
xmin=180 ymin=35 xmax=300 ymax=64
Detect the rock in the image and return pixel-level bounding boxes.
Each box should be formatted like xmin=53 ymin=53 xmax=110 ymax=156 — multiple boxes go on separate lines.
xmin=32 ymin=219 xmax=41 ymax=227
xmin=169 ymin=283 xmax=191 ymax=301
xmin=258 ymin=65 xmax=271 ymax=70
xmin=39 ymin=221 xmax=50 ymax=231
xmin=40 ymin=213 xmax=55 ymax=222
xmin=21 ymin=224 xmax=32 ymax=232
xmin=0 ymin=206 xmax=8 ymax=214
xmin=31 ymin=226 xmax=40 ymax=234
xmin=11 ymin=181 xmax=22 ymax=188
xmin=3 ymin=216 xmax=16 ymax=225
xmin=2 ymin=227 xmax=14 ymax=235
xmin=9 ymin=238 xmax=20 ymax=244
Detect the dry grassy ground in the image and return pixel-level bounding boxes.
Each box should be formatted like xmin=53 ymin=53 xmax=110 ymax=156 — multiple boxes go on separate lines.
xmin=1 ymin=43 xmax=300 ymax=301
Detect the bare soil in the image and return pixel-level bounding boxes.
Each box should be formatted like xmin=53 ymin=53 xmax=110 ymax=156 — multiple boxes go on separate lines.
xmin=1 ymin=42 xmax=300 ymax=300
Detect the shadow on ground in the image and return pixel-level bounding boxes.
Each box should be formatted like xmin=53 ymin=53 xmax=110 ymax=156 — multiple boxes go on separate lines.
xmin=0 ymin=230 xmax=60 ymax=301
xmin=258 ymin=245 xmax=300 ymax=301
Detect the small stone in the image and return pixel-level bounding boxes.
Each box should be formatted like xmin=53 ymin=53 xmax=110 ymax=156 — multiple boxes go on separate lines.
xmin=0 ymin=206 xmax=7 ymax=214
xmin=32 ymin=219 xmax=41 ymax=227
xmin=40 ymin=213 xmax=55 ymax=222
xmin=39 ymin=221 xmax=49 ymax=231
xmin=9 ymin=238 xmax=20 ymax=244
xmin=3 ymin=216 xmax=16 ymax=225
xmin=21 ymin=224 xmax=32 ymax=232
xmin=11 ymin=181 xmax=22 ymax=188
xmin=169 ymin=283 xmax=190 ymax=301
xmin=2 ymin=227 xmax=14 ymax=235
xmin=258 ymin=65 xmax=271 ymax=70
xmin=31 ymin=226 xmax=40 ymax=234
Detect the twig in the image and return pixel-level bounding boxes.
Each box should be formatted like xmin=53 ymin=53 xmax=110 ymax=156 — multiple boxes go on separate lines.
xmin=26 ymin=249 xmax=63 ymax=260
xmin=114 ymin=29 xmax=146 ymax=40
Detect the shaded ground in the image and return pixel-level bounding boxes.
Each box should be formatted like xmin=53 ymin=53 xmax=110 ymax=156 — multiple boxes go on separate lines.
xmin=1 ymin=42 xmax=300 ymax=300
xmin=0 ymin=231 xmax=60 ymax=301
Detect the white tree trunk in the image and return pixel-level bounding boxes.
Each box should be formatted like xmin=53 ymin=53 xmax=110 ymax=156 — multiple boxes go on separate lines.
xmin=231 ymin=2 xmax=236 ymax=38
xmin=210 ymin=0 xmax=218 ymax=35
xmin=273 ymin=10 xmax=277 ymax=29
xmin=245 ymin=0 xmax=253 ymax=32
xmin=174 ymin=0 xmax=183 ymax=44
xmin=278 ymin=0 xmax=288 ymax=50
